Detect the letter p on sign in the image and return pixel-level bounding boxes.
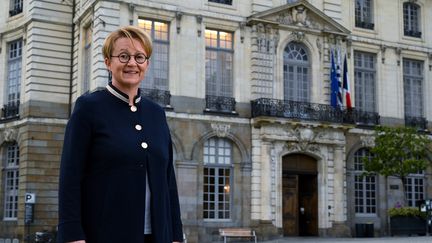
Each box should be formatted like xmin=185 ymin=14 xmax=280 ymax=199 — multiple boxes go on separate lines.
xmin=25 ymin=193 xmax=36 ymax=204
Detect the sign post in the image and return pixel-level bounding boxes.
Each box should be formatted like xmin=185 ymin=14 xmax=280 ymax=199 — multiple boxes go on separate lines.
xmin=24 ymin=193 xmax=36 ymax=242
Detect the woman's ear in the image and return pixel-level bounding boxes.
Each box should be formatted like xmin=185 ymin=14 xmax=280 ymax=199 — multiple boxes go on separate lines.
xmin=104 ymin=58 xmax=111 ymax=69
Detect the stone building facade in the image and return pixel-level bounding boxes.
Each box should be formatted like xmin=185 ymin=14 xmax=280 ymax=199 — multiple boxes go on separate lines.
xmin=0 ymin=0 xmax=431 ymax=242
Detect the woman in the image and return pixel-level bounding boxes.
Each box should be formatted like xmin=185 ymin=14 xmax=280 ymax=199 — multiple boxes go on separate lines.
xmin=57 ymin=26 xmax=183 ymax=243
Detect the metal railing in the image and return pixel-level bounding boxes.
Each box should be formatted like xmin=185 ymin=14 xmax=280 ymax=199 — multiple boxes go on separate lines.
xmin=141 ymin=88 xmax=171 ymax=108
xmin=1 ymin=101 xmax=20 ymax=120
xmin=405 ymin=116 xmax=427 ymax=130
xmin=251 ymin=98 xmax=380 ymax=126
xmin=205 ymin=95 xmax=236 ymax=114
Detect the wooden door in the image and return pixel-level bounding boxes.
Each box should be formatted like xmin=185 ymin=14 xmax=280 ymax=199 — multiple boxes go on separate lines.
xmin=282 ymin=174 xmax=298 ymax=236
xmin=298 ymin=175 xmax=318 ymax=236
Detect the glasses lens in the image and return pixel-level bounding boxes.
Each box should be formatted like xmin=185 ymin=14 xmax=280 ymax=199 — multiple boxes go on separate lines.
xmin=135 ymin=54 xmax=147 ymax=64
xmin=118 ymin=53 xmax=130 ymax=63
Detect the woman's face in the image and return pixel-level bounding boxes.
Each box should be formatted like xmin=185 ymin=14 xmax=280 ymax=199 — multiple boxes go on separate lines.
xmin=105 ymin=37 xmax=149 ymax=89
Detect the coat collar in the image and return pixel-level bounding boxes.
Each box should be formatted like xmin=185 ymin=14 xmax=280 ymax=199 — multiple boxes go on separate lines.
xmin=106 ymin=82 xmax=142 ymax=105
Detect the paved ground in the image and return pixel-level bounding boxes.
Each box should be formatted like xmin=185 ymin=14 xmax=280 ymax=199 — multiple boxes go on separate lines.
xmin=258 ymin=236 xmax=432 ymax=243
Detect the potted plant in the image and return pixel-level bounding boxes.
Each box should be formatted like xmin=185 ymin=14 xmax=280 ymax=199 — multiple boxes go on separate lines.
xmin=388 ymin=205 xmax=427 ymax=236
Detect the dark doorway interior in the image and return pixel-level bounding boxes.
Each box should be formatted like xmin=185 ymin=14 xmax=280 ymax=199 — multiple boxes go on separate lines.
xmin=282 ymin=153 xmax=318 ymax=236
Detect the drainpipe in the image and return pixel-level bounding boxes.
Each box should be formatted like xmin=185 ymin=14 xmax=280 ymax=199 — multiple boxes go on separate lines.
xmin=68 ymin=0 xmax=76 ymax=117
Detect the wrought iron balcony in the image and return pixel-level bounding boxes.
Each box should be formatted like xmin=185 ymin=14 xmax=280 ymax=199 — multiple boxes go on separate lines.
xmin=405 ymin=116 xmax=427 ymax=130
xmin=205 ymin=95 xmax=236 ymax=114
xmin=141 ymin=88 xmax=171 ymax=108
xmin=404 ymin=29 xmax=422 ymax=38
xmin=209 ymin=0 xmax=233 ymax=5
xmin=9 ymin=7 xmax=22 ymax=17
xmin=355 ymin=21 xmax=375 ymax=30
xmin=1 ymin=102 xmax=20 ymax=120
xmin=251 ymin=98 xmax=380 ymax=126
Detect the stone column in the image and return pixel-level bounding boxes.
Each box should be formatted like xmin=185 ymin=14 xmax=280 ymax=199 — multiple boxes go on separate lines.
xmin=333 ymin=146 xmax=346 ymax=221
xmin=260 ymin=141 xmax=272 ymax=220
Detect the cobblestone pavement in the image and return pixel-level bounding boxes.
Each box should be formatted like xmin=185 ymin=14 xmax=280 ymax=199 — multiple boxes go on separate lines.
xmin=258 ymin=236 xmax=432 ymax=243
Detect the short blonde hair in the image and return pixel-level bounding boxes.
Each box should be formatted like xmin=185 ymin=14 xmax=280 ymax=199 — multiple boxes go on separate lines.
xmin=102 ymin=25 xmax=152 ymax=60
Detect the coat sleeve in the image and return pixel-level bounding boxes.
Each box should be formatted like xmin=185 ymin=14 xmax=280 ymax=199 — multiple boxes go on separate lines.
xmin=57 ymin=97 xmax=92 ymax=243
xmin=167 ymin=134 xmax=184 ymax=242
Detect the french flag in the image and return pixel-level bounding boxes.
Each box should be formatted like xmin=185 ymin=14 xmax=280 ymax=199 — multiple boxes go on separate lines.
xmin=343 ymin=54 xmax=352 ymax=109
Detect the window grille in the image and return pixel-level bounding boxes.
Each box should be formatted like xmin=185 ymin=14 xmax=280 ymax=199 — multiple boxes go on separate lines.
xmin=205 ymin=29 xmax=233 ymax=98
xmin=354 ymin=148 xmax=377 ymax=215
xmin=283 ymin=42 xmax=310 ymax=102
xmin=403 ymin=58 xmax=423 ymax=118
xmin=9 ymin=0 xmax=23 ymax=16
xmin=403 ymin=2 xmax=421 ymax=38
xmin=354 ymin=51 xmax=376 ymax=112
xmin=355 ymin=0 xmax=374 ymax=29
xmin=138 ymin=19 xmax=170 ymax=91
xmin=3 ymin=143 xmax=20 ymax=220
xmin=203 ymin=137 xmax=232 ymax=220
xmin=404 ymin=171 xmax=424 ymax=207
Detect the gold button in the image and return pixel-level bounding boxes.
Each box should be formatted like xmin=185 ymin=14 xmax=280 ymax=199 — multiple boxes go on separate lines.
xmin=135 ymin=125 xmax=142 ymax=131
xmin=130 ymin=106 xmax=137 ymax=112
xmin=141 ymin=142 xmax=148 ymax=149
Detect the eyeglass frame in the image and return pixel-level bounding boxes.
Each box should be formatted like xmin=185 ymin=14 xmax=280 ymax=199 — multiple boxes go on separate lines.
xmin=110 ymin=52 xmax=149 ymax=64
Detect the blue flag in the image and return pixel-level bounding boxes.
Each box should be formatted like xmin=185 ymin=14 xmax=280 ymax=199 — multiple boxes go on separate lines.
xmin=330 ymin=50 xmax=339 ymax=108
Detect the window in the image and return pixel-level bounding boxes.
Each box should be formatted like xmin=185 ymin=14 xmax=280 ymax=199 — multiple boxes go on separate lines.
xmin=283 ymin=42 xmax=310 ymax=102
xmin=203 ymin=137 xmax=232 ymax=220
xmin=82 ymin=26 xmax=92 ymax=93
xmin=205 ymin=29 xmax=233 ymax=98
xmin=4 ymin=39 xmax=22 ymax=118
xmin=138 ymin=19 xmax=169 ymax=91
xmin=403 ymin=59 xmax=423 ymax=118
xmin=403 ymin=2 xmax=421 ymax=38
xmin=354 ymin=148 xmax=377 ymax=215
xmin=354 ymin=51 xmax=376 ymax=112
xmin=404 ymin=171 xmax=424 ymax=207
xmin=9 ymin=0 xmax=23 ymax=17
xmin=209 ymin=0 xmax=232 ymax=5
xmin=3 ymin=143 xmax=19 ymax=220
xmin=355 ymin=0 xmax=374 ymax=29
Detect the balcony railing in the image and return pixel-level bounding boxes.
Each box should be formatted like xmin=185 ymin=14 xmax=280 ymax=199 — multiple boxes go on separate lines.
xmin=355 ymin=21 xmax=375 ymax=30
xmin=209 ymin=0 xmax=233 ymax=5
xmin=404 ymin=29 xmax=422 ymax=38
xmin=251 ymin=98 xmax=380 ymax=126
xmin=141 ymin=88 xmax=171 ymax=108
xmin=1 ymin=101 xmax=20 ymax=120
xmin=405 ymin=116 xmax=427 ymax=130
xmin=9 ymin=7 xmax=22 ymax=17
xmin=205 ymin=95 xmax=236 ymax=114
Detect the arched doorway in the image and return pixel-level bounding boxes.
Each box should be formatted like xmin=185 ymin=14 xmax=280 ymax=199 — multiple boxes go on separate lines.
xmin=282 ymin=153 xmax=318 ymax=236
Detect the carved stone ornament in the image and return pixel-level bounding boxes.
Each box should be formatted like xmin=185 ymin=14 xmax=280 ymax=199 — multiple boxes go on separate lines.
xmin=360 ymin=136 xmax=375 ymax=147
xmin=211 ymin=123 xmax=231 ymax=138
xmin=0 ymin=128 xmax=18 ymax=144
xmin=291 ymin=31 xmax=305 ymax=42
xmin=285 ymin=127 xmax=324 ymax=152
xmin=254 ymin=23 xmax=279 ymax=54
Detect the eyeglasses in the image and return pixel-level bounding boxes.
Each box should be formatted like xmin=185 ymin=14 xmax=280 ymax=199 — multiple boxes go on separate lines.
xmin=111 ymin=52 xmax=149 ymax=64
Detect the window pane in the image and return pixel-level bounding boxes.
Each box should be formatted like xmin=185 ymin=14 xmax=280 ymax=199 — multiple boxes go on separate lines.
xmin=138 ymin=19 xmax=169 ymax=90
xmin=205 ymin=29 xmax=233 ymax=97
xmin=283 ymin=42 xmax=310 ymax=102
xmin=203 ymin=137 xmax=232 ymax=219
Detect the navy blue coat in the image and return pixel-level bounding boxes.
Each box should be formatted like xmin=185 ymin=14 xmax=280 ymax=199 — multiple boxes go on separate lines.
xmin=57 ymin=84 xmax=183 ymax=243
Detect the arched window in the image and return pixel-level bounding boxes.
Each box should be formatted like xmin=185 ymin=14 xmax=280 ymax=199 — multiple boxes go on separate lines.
xmin=203 ymin=137 xmax=232 ymax=219
xmin=3 ymin=142 xmax=20 ymax=220
xmin=403 ymin=2 xmax=421 ymax=38
xmin=283 ymin=42 xmax=310 ymax=102
xmin=354 ymin=148 xmax=376 ymax=215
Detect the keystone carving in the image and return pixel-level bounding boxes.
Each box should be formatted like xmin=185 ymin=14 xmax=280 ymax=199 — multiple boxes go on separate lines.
xmin=211 ymin=123 xmax=231 ymax=138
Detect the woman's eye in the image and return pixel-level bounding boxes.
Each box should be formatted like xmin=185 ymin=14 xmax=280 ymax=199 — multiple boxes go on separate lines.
xmin=119 ymin=54 xmax=129 ymax=59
